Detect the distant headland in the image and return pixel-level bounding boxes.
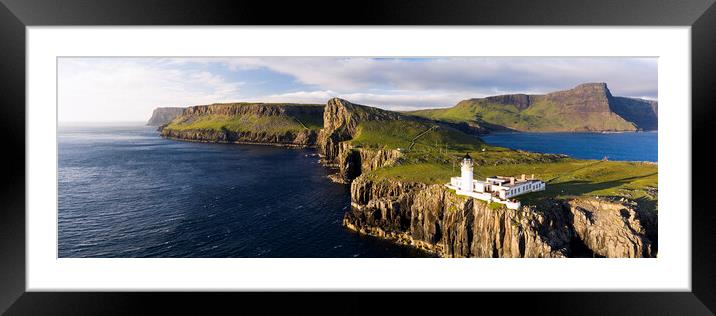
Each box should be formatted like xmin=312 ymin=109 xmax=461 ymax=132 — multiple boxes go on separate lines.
xmin=407 ymin=82 xmax=657 ymax=132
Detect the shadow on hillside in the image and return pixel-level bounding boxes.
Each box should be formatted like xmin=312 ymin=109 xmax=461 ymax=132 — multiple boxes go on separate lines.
xmin=545 ymin=179 xmax=628 ymax=197
xmin=525 ymin=172 xmax=657 ymax=201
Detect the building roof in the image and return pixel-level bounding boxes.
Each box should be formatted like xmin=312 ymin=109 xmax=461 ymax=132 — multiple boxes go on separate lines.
xmin=463 ymin=153 xmax=472 ymax=160
xmin=484 ymin=176 xmax=544 ymax=188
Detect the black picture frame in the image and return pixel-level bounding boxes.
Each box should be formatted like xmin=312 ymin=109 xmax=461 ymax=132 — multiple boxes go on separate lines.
xmin=2 ymin=0 xmax=715 ymax=314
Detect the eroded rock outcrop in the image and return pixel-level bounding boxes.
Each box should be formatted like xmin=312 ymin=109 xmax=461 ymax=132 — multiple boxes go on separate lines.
xmin=147 ymin=107 xmax=185 ymax=126
xmin=345 ymin=175 xmax=655 ymax=258
xmin=318 ymin=98 xmax=404 ymax=182
xmin=566 ymin=198 xmax=654 ymax=258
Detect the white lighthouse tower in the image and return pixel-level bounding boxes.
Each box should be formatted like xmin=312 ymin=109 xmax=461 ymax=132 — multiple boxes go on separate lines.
xmin=460 ymin=153 xmax=474 ymax=192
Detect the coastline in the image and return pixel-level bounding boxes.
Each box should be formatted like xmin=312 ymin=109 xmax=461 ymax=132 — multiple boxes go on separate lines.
xmin=160 ymin=135 xmax=316 ymax=149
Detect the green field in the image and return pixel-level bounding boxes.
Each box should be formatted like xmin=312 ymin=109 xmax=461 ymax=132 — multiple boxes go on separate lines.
xmin=163 ymin=103 xmax=324 ymax=134
xmin=372 ymin=159 xmax=656 ymax=200
xmin=350 ymin=120 xmax=484 ymax=153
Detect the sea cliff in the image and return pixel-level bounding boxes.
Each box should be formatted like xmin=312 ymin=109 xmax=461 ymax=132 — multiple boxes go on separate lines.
xmin=344 ymin=175 xmax=655 ymax=258
xmin=317 ymin=98 xmax=406 ymax=182
xmin=408 ymin=82 xmax=659 ymax=132
xmin=159 ymin=102 xmax=323 ymax=148
xmin=147 ymin=107 xmax=185 ymax=126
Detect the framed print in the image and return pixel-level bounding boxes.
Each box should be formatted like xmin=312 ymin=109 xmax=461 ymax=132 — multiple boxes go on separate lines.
xmin=2 ymin=0 xmax=716 ymax=314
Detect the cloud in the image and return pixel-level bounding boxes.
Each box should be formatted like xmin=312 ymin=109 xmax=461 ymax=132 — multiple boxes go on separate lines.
xmin=202 ymin=57 xmax=658 ymax=99
xmin=58 ymin=58 xmax=244 ymax=122
xmin=252 ymin=89 xmax=475 ymax=110
xmin=58 ymin=57 xmax=657 ymax=122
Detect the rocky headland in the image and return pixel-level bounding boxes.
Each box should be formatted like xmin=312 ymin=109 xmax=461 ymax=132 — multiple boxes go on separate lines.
xmin=158 ymin=102 xmax=324 ymax=148
xmin=408 ymin=82 xmax=658 ymax=132
xmin=150 ymin=87 xmax=658 ymax=258
xmin=345 ymin=175 xmax=656 ymax=258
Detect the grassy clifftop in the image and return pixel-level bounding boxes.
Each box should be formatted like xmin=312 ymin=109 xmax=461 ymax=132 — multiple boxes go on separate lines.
xmin=370 ymin=158 xmax=657 ymax=208
xmin=163 ymin=102 xmax=324 ymax=134
xmin=159 ymin=102 xmax=325 ymax=147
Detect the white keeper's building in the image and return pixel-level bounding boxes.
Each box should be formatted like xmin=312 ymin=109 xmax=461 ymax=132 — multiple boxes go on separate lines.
xmin=445 ymin=153 xmax=546 ymax=209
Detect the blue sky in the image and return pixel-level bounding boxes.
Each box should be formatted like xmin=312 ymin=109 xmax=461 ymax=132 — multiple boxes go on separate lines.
xmin=58 ymin=57 xmax=657 ymax=122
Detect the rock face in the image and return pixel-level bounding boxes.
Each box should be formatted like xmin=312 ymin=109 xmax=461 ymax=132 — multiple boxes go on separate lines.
xmin=541 ymin=82 xmax=615 ymax=114
xmin=178 ymin=103 xmax=321 ymax=118
xmin=160 ymin=128 xmax=319 ymax=147
xmin=485 ymin=94 xmax=533 ymax=110
xmin=609 ymin=96 xmax=659 ymax=131
xmin=345 ymin=175 xmax=655 ymax=258
xmin=566 ymin=198 xmax=654 ymax=258
xmin=147 ymin=107 xmax=185 ymax=126
xmin=334 ymin=142 xmax=402 ymax=182
xmin=158 ymin=103 xmax=323 ymax=148
xmin=317 ymin=98 xmax=405 ymax=182
xmin=538 ymin=83 xmax=657 ymax=131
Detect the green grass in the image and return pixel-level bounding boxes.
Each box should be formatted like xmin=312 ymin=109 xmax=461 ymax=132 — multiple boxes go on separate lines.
xmin=408 ymin=98 xmax=637 ymax=132
xmin=165 ymin=114 xmax=318 ymax=134
xmin=350 ymin=120 xmax=484 ymax=153
xmin=163 ymin=103 xmax=324 ymax=134
xmin=369 ymin=157 xmax=657 ymax=210
xmin=489 ymin=202 xmax=505 ymax=210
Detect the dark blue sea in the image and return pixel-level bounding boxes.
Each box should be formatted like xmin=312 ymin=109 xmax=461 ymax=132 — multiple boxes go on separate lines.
xmin=482 ymin=131 xmax=657 ymax=162
xmin=58 ymin=123 xmax=433 ymax=258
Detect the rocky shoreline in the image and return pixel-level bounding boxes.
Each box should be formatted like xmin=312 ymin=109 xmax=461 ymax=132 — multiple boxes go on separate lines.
xmin=161 ymin=135 xmax=317 ymax=148
xmin=160 ymin=128 xmax=318 ymax=148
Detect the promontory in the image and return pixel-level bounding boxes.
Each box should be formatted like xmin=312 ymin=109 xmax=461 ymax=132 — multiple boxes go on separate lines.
xmin=150 ymin=84 xmax=658 ymax=258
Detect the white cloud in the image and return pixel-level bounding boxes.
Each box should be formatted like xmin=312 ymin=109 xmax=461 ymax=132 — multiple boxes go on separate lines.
xmin=209 ymin=57 xmax=658 ymax=99
xmin=58 ymin=57 xmax=658 ymax=122
xmin=58 ymin=58 xmax=243 ymax=122
xmin=252 ymin=89 xmax=475 ymax=110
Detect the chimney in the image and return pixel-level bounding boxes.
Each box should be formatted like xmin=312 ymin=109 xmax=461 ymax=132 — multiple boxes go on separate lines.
xmin=521 ymin=174 xmax=526 ymax=180
xmin=531 ymin=174 xmax=535 ymax=179
xmin=510 ymin=177 xmax=515 ymax=185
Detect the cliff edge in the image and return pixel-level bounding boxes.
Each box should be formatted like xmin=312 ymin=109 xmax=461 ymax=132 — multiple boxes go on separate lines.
xmin=345 ymin=175 xmax=655 ymax=258
xmin=158 ymin=102 xmax=324 ymax=148
xmin=317 ymin=98 xmax=408 ymax=182
xmin=147 ymin=107 xmax=185 ymax=126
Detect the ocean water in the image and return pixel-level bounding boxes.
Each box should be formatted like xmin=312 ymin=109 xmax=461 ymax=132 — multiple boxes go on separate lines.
xmin=58 ymin=123 xmax=434 ymax=258
xmin=481 ymin=131 xmax=657 ymax=162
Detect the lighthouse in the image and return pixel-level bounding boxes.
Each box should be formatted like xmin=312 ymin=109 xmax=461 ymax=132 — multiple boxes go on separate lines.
xmin=446 ymin=153 xmax=545 ymax=210
xmin=460 ymin=153 xmax=474 ymax=192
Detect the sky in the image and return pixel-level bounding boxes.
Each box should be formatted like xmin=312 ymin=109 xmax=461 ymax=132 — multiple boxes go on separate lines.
xmin=58 ymin=57 xmax=657 ymax=122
